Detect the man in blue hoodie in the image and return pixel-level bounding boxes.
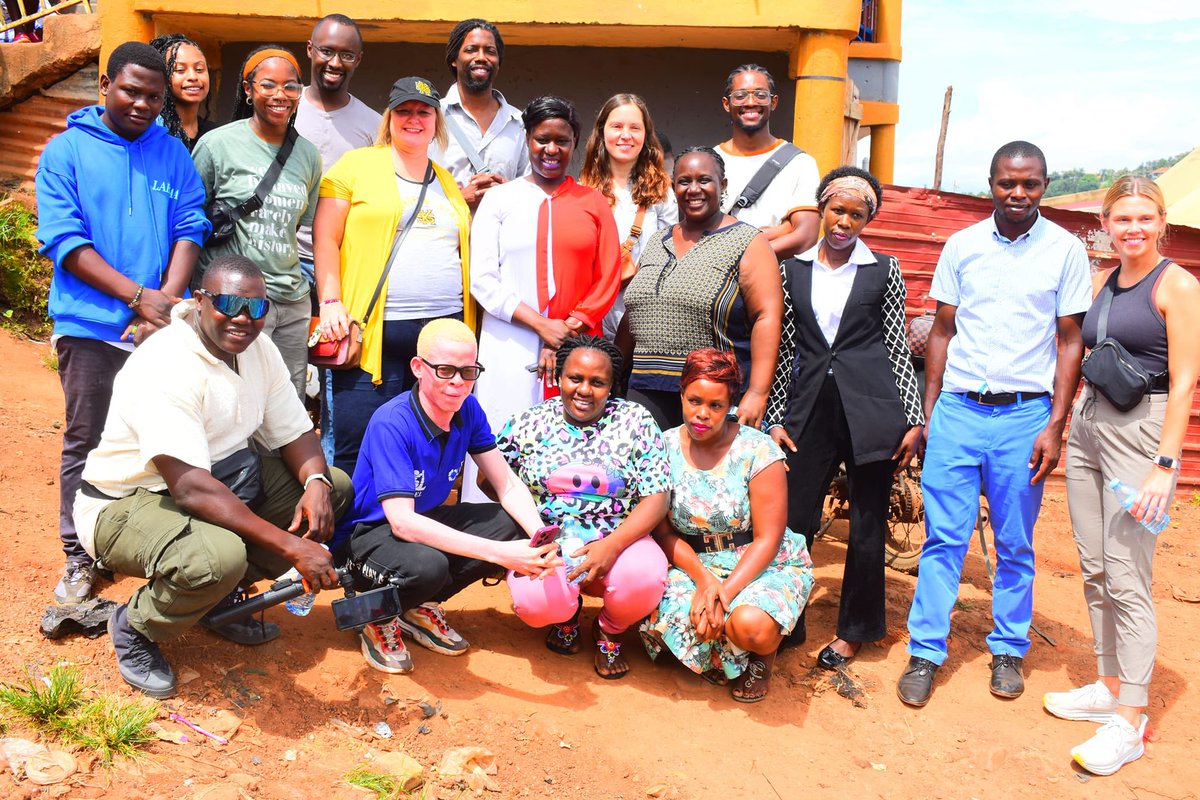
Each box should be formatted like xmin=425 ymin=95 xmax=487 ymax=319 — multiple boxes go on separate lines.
xmin=36 ymin=41 xmax=210 ymax=605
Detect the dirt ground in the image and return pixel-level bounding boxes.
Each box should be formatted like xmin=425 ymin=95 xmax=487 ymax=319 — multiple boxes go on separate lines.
xmin=1 ymin=328 xmax=1198 ymax=800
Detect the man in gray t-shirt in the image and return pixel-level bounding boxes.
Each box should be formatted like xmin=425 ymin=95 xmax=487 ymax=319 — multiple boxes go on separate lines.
xmin=295 ymin=13 xmax=381 ymax=280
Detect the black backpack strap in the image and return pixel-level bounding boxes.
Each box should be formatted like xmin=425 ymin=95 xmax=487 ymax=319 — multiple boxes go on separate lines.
xmin=730 ymin=142 xmax=804 ymax=216
xmin=234 ymin=126 xmax=299 ymax=219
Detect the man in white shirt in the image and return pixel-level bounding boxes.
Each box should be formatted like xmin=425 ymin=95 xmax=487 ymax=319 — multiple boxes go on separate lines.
xmin=81 ymin=256 xmax=352 ymax=698
xmin=898 ymin=141 xmax=1091 ymax=708
xmin=716 ymin=64 xmax=821 ymax=259
xmin=296 ymin=13 xmax=381 ymax=283
xmin=432 ymin=18 xmax=528 ymax=211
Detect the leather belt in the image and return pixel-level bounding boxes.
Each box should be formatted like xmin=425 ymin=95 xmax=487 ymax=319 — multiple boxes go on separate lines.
xmin=80 ymin=481 xmax=118 ymax=500
xmin=961 ymin=391 xmax=1050 ymax=406
xmin=685 ymin=528 xmax=754 ymax=554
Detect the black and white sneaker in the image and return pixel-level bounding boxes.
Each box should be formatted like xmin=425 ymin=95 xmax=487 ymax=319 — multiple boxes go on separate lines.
xmin=107 ymin=603 xmax=176 ymax=699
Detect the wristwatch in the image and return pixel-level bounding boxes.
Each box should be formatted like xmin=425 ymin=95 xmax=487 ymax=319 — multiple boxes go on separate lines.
xmin=1151 ymin=454 xmax=1181 ymax=471
xmin=304 ymin=472 xmax=334 ymax=491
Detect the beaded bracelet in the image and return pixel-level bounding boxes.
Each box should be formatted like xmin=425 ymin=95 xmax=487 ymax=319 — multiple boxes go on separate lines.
xmin=320 ymin=299 xmax=341 ymax=306
xmin=127 ymin=285 xmax=144 ymax=309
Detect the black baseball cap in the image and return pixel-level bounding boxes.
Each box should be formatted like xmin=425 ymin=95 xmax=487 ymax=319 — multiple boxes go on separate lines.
xmin=388 ymin=76 xmax=441 ymax=110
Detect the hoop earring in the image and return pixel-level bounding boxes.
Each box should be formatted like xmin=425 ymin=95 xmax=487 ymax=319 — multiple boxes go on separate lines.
xmin=246 ymin=96 xmax=253 ymax=105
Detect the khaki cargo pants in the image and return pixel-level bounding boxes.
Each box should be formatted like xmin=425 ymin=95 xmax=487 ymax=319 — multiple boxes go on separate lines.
xmin=93 ymin=457 xmax=352 ymax=643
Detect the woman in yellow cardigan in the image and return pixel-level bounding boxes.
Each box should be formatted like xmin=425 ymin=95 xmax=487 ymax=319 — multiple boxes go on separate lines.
xmin=314 ymin=77 xmax=475 ymax=474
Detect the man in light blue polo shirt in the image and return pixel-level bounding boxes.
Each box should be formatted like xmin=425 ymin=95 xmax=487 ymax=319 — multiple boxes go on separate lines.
xmin=333 ymin=319 xmax=557 ymax=674
xmin=431 ymin=18 xmax=528 ymax=211
xmin=898 ymin=141 xmax=1092 ymax=707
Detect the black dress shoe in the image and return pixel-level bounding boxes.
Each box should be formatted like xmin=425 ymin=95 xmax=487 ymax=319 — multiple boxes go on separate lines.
xmin=816 ymin=641 xmax=860 ymax=671
xmin=897 ymin=656 xmax=939 ymax=707
xmin=989 ymin=654 xmax=1024 ymax=698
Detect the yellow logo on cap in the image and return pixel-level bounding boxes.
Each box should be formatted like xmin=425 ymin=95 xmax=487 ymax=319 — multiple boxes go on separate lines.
xmin=416 ymin=80 xmax=432 ymax=96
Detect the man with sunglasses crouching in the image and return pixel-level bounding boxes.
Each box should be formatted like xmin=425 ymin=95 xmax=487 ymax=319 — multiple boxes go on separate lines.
xmin=333 ymin=318 xmax=558 ymax=674
xmin=75 ymin=255 xmax=353 ymax=698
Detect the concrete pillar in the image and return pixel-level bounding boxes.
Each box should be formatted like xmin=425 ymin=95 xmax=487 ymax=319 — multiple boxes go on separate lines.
xmin=790 ymin=29 xmax=851 ymax=178
xmin=869 ymin=123 xmax=895 ymax=183
xmin=98 ymin=0 xmax=153 ymax=87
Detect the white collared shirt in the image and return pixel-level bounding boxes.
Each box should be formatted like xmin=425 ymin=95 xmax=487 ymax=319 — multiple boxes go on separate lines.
xmin=431 ymin=84 xmax=529 ymax=185
xmin=803 ymin=238 xmax=877 ymax=346
xmin=930 ymin=212 xmax=1092 ymax=394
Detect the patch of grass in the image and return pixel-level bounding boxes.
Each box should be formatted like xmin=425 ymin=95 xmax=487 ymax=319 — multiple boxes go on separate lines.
xmin=72 ymin=695 xmax=158 ymax=765
xmin=41 ymin=349 xmax=58 ymax=372
xmin=0 ymin=195 xmax=52 ymax=339
xmin=0 ymin=663 xmax=85 ymax=734
xmin=1190 ymin=490 xmax=1200 ymax=508
xmin=345 ymin=767 xmax=403 ymax=800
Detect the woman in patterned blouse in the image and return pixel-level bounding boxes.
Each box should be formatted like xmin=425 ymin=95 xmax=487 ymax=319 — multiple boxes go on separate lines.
xmin=497 ymin=336 xmax=670 ymax=679
xmin=619 ymin=146 xmax=784 ymax=430
xmin=764 ymin=166 xmax=924 ymax=668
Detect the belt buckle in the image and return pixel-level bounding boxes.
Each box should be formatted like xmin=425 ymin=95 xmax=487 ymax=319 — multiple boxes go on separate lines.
xmin=971 ymin=391 xmax=999 ymax=406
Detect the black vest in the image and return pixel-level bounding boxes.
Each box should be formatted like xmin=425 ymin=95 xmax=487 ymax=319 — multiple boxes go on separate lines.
xmin=781 ymin=252 xmax=908 ymax=464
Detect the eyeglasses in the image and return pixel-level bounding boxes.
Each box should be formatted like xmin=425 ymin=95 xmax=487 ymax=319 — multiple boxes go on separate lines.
xmin=196 ymin=289 xmax=271 ymax=320
xmin=313 ymin=45 xmax=360 ymax=65
xmin=420 ymin=358 xmax=484 ymax=381
xmin=250 ymin=80 xmax=303 ymax=99
xmin=727 ymin=89 xmax=773 ymax=105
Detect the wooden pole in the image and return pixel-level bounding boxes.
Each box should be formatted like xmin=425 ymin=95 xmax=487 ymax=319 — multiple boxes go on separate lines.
xmin=933 ymin=86 xmax=952 ymax=192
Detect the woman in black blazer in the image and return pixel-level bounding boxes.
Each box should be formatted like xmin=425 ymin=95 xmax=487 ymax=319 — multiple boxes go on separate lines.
xmin=764 ymin=167 xmax=923 ymax=669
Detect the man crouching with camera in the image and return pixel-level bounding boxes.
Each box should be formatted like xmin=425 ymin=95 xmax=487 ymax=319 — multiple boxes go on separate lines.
xmin=74 ymin=255 xmax=352 ymax=698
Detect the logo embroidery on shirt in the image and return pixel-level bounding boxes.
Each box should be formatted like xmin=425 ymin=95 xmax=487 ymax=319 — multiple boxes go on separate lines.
xmin=414 ymin=469 xmax=426 ymax=494
xmin=151 ymin=180 xmax=180 ymax=200
xmin=448 ymin=467 xmax=461 ymax=484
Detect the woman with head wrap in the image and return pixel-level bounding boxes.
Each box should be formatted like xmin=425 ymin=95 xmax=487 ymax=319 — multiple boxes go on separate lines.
xmin=763 ymin=166 xmax=924 ymax=665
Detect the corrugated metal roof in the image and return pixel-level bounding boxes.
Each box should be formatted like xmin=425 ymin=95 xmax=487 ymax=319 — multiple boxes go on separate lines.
xmin=863 ymin=185 xmax=1200 ymax=488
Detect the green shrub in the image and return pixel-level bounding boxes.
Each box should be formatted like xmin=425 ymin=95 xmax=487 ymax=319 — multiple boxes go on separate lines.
xmin=0 ymin=195 xmax=52 ymax=338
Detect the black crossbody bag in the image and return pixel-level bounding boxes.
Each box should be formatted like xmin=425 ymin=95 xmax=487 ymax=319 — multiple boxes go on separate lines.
xmin=1080 ymin=264 xmax=1169 ymax=412
xmin=206 ymin=127 xmax=298 ymax=247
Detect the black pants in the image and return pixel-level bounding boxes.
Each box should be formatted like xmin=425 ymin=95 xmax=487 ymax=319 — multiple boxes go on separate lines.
xmin=784 ymin=374 xmax=893 ymax=643
xmin=347 ymin=502 xmax=523 ymax=610
xmin=57 ymin=336 xmax=130 ymax=561
xmin=627 ymin=387 xmax=683 ymax=431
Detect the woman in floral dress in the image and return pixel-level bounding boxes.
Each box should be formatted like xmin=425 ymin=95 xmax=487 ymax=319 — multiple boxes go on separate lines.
xmin=641 ymin=348 xmax=812 ymax=701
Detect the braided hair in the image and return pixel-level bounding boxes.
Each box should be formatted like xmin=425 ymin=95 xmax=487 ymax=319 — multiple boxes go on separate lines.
xmin=674 ymin=145 xmax=726 ymax=181
xmin=149 ymin=34 xmax=207 ymax=143
xmin=232 ymin=44 xmax=301 ymax=124
xmin=554 ymin=335 xmax=624 ymax=382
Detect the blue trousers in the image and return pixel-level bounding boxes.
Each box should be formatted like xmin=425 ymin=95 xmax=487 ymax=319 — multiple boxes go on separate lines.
xmin=907 ymin=391 xmax=1049 ymax=664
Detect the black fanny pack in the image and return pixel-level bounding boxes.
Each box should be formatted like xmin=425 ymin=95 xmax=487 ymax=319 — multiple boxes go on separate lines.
xmin=211 ymin=447 xmax=266 ymax=510
xmin=206 ymin=127 xmax=297 ymax=247
xmin=1081 ymin=267 xmax=1169 ymax=412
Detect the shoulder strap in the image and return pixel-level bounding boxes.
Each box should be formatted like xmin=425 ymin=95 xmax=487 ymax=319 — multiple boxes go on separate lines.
xmin=361 ymin=162 xmax=434 ymax=326
xmin=443 ymin=112 xmax=487 ymax=174
xmin=1095 ymin=270 xmax=1119 ymax=341
xmin=622 ymin=205 xmax=648 ymax=250
xmin=234 ymin=126 xmax=298 ymax=219
xmin=730 ymin=141 xmax=804 ymax=216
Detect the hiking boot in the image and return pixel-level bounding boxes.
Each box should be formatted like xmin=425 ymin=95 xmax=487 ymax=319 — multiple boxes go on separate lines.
xmin=199 ymin=589 xmax=281 ymax=645
xmin=897 ymin=656 xmax=939 ymax=707
xmin=396 ymin=603 xmax=469 ymax=655
xmin=54 ymin=557 xmax=95 ymax=605
xmin=1071 ymin=714 xmax=1147 ymax=775
xmin=360 ymin=618 xmax=414 ymax=674
xmin=1044 ymin=681 xmax=1120 ymax=723
xmin=107 ymin=603 xmax=176 ymax=698
xmin=990 ymin=654 xmax=1025 ymax=698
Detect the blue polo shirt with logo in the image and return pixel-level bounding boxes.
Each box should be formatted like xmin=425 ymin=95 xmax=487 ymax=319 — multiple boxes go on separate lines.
xmin=332 ymin=390 xmax=496 ymax=548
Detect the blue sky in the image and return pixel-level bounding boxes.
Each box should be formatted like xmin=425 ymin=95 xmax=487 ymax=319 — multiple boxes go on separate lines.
xmin=892 ymin=1 xmax=1200 ymax=193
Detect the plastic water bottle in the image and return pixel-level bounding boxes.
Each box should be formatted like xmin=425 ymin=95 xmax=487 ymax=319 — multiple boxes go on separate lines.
xmin=1107 ymin=479 xmax=1169 ymax=534
xmin=277 ymin=543 xmax=328 ymax=616
xmin=559 ymin=518 xmax=590 ymax=586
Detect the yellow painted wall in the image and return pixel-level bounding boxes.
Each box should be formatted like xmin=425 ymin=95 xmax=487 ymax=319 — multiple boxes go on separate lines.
xmin=100 ymin=0 xmax=902 ymax=178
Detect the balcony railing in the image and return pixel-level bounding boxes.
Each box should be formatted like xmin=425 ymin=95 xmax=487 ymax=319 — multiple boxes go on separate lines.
xmin=856 ymin=0 xmax=879 ymax=43
xmin=2 ymin=0 xmax=93 ymax=39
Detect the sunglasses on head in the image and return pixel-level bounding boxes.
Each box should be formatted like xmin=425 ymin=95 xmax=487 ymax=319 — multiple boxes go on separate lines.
xmin=196 ymin=289 xmax=271 ymax=320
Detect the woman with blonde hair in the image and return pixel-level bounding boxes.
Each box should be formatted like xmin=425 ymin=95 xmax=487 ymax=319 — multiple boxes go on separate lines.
xmin=579 ymin=94 xmax=677 ymax=339
xmin=314 ymin=77 xmax=474 ymax=474
xmin=1045 ymin=176 xmax=1200 ymax=775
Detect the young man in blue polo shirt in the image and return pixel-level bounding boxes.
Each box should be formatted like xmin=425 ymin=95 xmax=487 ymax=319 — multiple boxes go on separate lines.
xmin=897 ymin=141 xmax=1091 ymax=707
xmin=333 ymin=319 xmax=558 ymax=673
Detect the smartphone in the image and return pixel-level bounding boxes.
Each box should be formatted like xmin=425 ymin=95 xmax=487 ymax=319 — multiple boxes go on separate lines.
xmin=330 ymin=585 xmax=403 ymax=631
xmin=529 ymin=524 xmax=560 ymax=548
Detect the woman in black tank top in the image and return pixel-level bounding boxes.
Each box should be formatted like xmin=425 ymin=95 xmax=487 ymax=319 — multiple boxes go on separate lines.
xmin=1049 ymin=176 xmax=1200 ymax=775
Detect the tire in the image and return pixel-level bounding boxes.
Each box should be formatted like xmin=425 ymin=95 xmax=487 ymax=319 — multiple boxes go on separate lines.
xmin=884 ymin=468 xmax=925 ymax=574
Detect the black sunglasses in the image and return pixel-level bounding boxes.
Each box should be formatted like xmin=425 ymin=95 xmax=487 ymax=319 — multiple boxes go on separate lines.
xmin=196 ymin=289 xmax=271 ymax=320
xmin=420 ymin=357 xmax=484 ymax=381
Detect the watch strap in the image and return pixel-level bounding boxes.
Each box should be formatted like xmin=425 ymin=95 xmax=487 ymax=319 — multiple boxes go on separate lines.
xmin=304 ymin=473 xmax=334 ymax=490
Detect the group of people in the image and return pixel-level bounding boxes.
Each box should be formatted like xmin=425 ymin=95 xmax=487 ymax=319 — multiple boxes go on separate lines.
xmin=32 ymin=11 xmax=1198 ymax=779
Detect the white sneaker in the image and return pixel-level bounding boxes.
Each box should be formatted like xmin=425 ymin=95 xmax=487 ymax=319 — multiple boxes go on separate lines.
xmin=360 ymin=618 xmax=414 ymax=674
xmin=1071 ymin=714 xmax=1147 ymax=775
xmin=1043 ymin=681 xmax=1119 ymax=723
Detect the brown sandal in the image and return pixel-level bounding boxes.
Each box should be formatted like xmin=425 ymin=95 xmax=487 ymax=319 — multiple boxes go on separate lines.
xmin=732 ymin=652 xmax=775 ymax=703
